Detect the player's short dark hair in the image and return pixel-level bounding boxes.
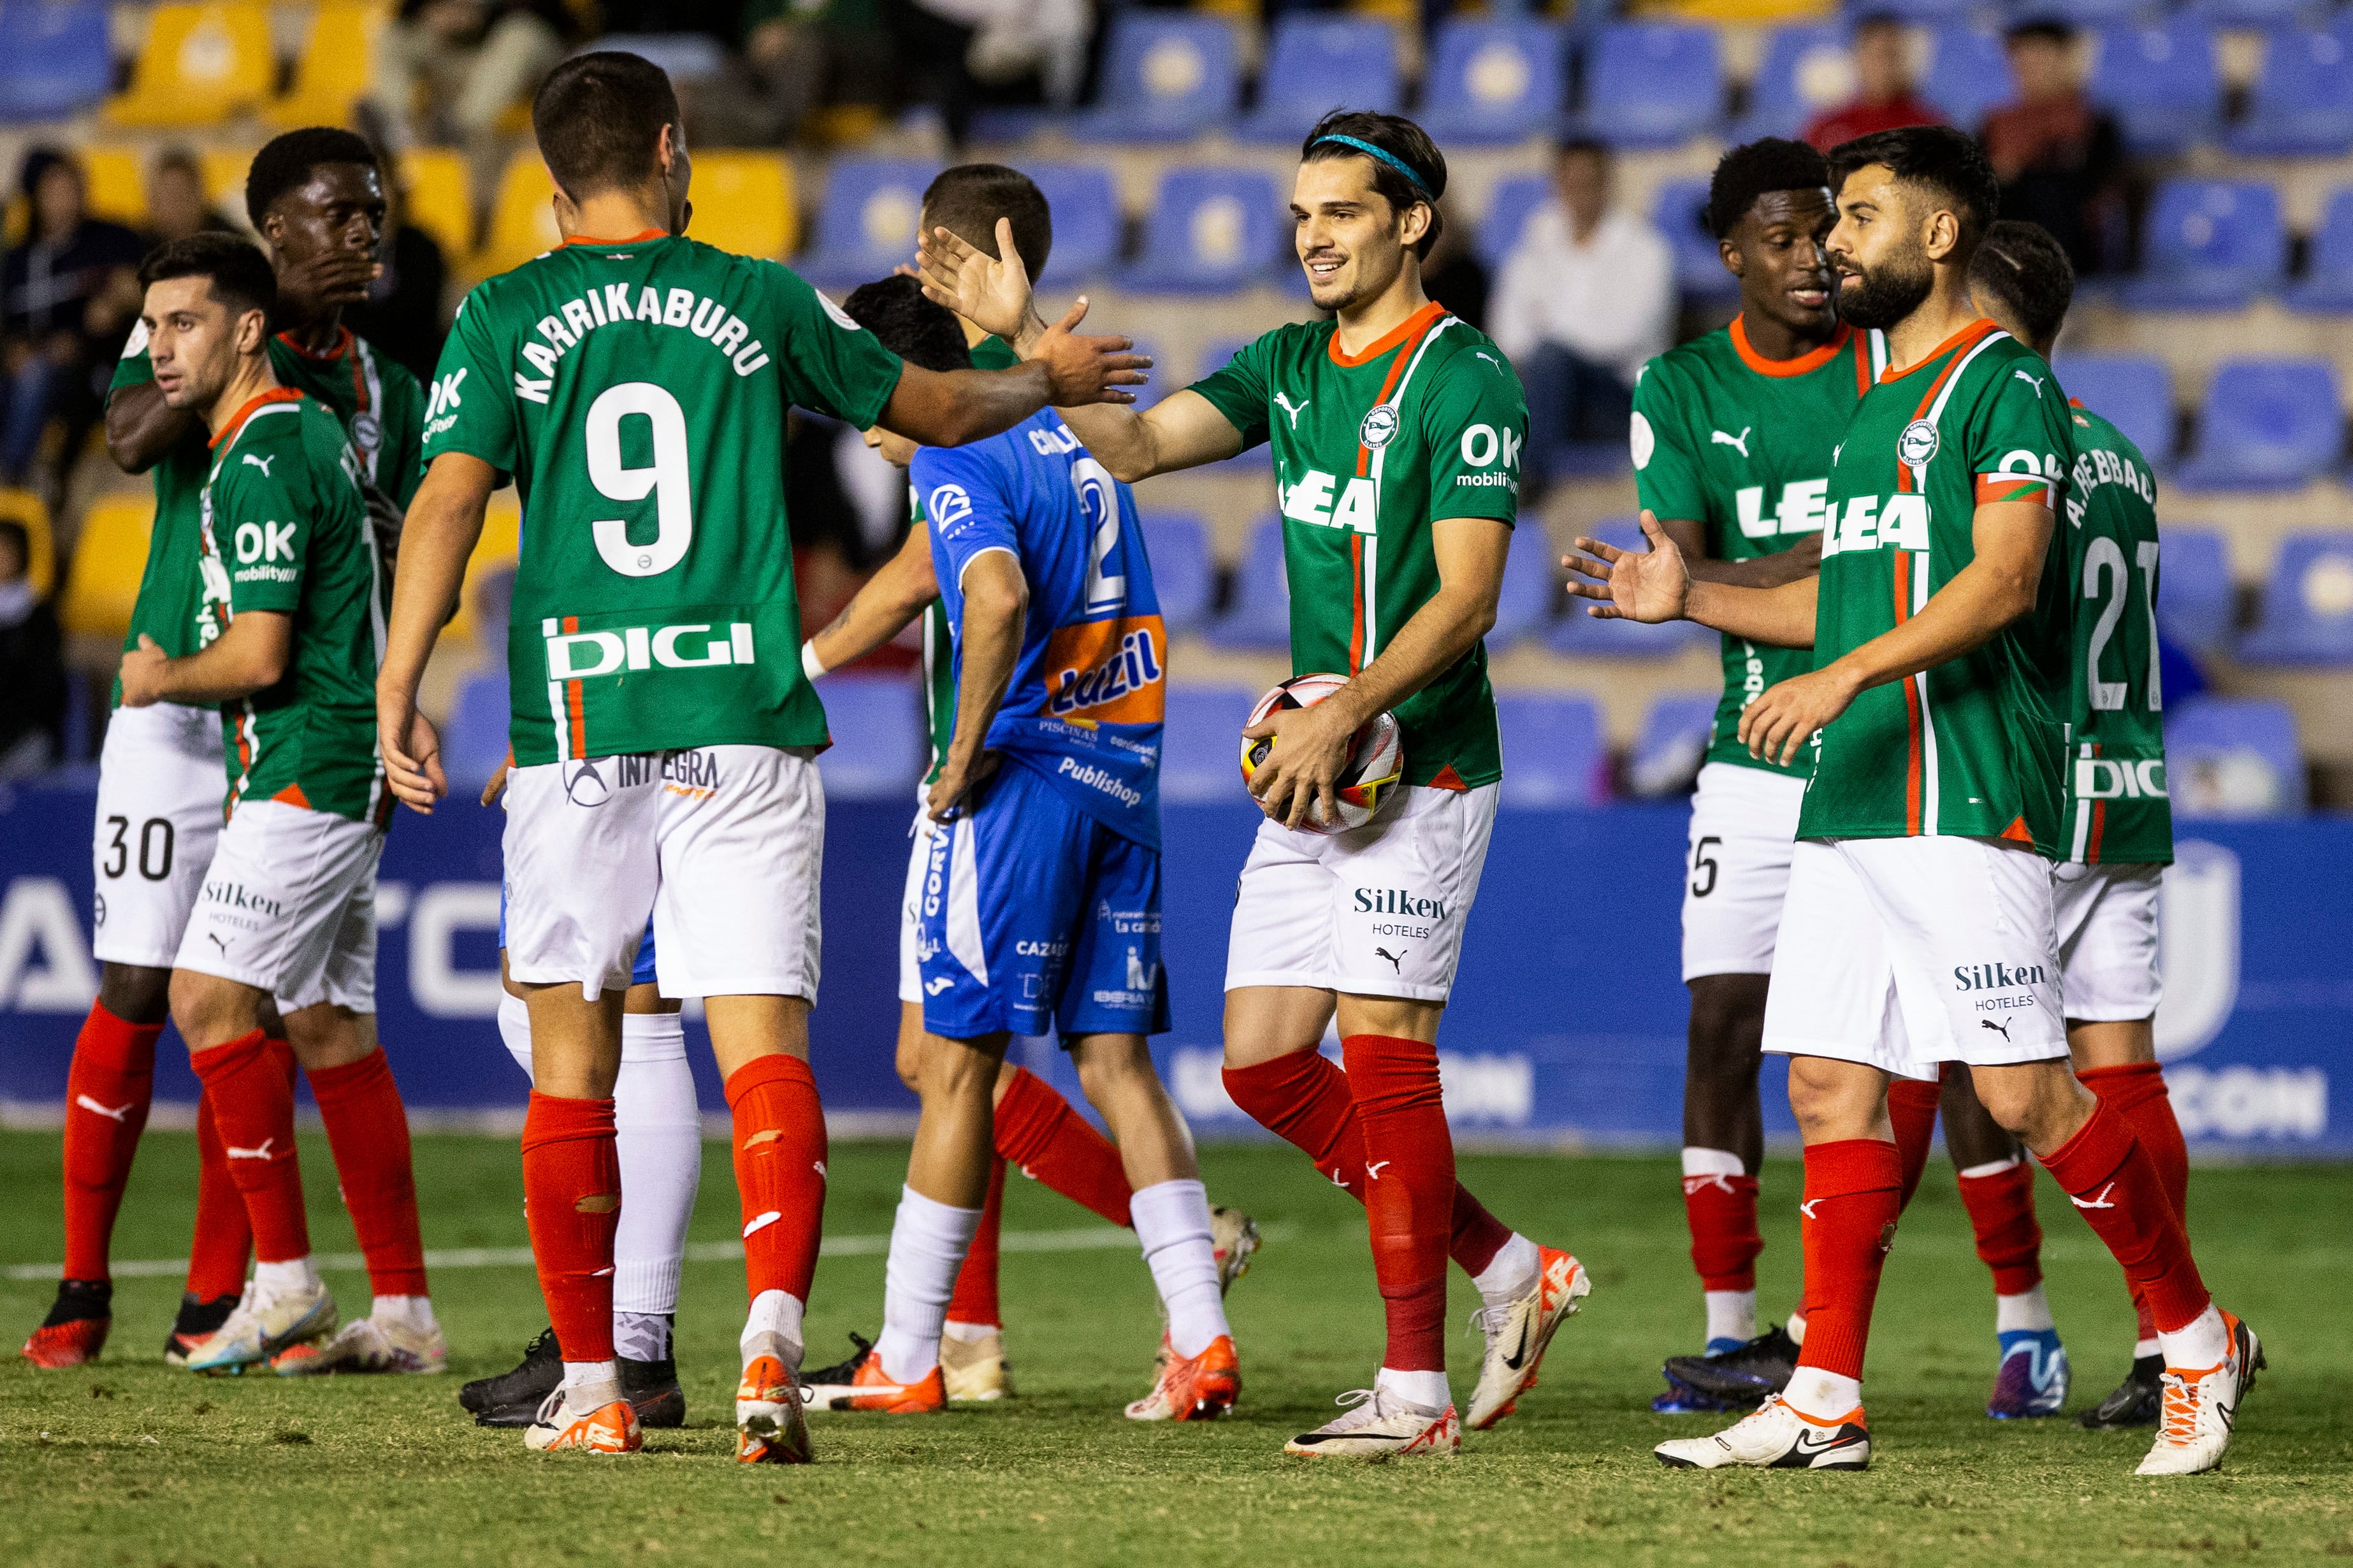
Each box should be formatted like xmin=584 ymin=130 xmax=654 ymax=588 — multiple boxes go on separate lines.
xmin=2005 ymin=18 xmax=2074 ymax=47
xmin=1301 ymin=109 xmax=1448 ymax=259
xmin=139 ymin=231 xmax=277 ymax=321
xmin=1707 ymin=138 xmax=1832 ymax=240
xmin=244 ymin=127 xmax=379 ymax=230
xmin=1827 ymin=124 xmax=2000 ymax=245
xmin=922 ymin=164 xmax=1053 ymax=278
xmin=842 ymin=275 xmax=972 ymax=375
xmin=532 ymin=51 xmax=681 ymax=201
xmin=1970 ymin=219 xmax=2074 ymax=348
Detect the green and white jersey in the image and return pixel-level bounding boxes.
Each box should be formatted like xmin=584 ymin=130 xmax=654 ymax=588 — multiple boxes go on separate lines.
xmin=269 ymin=325 xmax=426 ymax=508
xmin=423 ymin=232 xmax=904 ymax=765
xmin=2059 ymin=397 xmax=2171 ymax=866
xmin=1189 ymin=302 xmax=1524 ymax=789
xmin=1632 ymin=317 xmax=1886 ymax=779
xmin=1801 ymin=319 xmax=2076 ymax=856
xmin=194 ymin=389 xmax=385 ymax=821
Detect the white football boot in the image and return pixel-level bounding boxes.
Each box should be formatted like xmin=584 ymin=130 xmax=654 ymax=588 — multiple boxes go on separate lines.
xmin=1654 ymin=1392 xmax=1872 ymax=1471
xmin=525 ymin=1386 xmax=642 ymax=1455
xmin=184 ymin=1277 xmax=336 ymax=1374
xmin=2137 ymin=1311 xmax=2263 ymax=1477
xmin=1465 ymin=1245 xmax=1591 ymax=1430
xmin=272 ymin=1311 xmax=447 ymax=1376
xmin=1284 ymin=1386 xmax=1459 ymax=1461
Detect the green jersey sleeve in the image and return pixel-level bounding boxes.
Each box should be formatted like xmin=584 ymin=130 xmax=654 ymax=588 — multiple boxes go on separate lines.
xmin=1963 ymin=357 xmax=2073 ymax=510
xmin=421 ymin=289 xmax=517 ymax=475
xmin=1185 ymin=333 xmax=1274 ymax=452
xmin=379 ymin=359 xmax=427 ymax=508
xmin=763 ymin=263 xmax=903 ymax=429
xmin=1420 ymin=345 xmax=1524 ymax=526
xmin=211 ymin=450 xmax=310 ymax=616
xmin=1630 ymin=359 xmax=1709 ymax=523
xmin=112 ymin=322 xmax=156 ymax=392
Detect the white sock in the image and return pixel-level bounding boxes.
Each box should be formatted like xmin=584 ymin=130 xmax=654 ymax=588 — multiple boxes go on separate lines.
xmin=497 ymin=991 xmax=533 ymax=1079
xmin=1375 ymin=1366 xmax=1451 ymax=1413
xmin=1783 ymin=1366 xmax=1861 ymax=1420
xmin=612 ymin=1011 xmax=699 ymax=1334
xmin=741 ymin=1287 xmax=806 ymax=1368
xmin=874 ymin=1186 xmax=983 ymax=1383
xmin=1958 ymin=1154 xmax=2024 ymax=1181
xmin=2134 ymin=1336 xmax=2161 ymax=1360
xmin=370 ymin=1294 xmax=437 ymax=1332
xmin=614 ymin=1311 xmax=671 ymax=1362
xmin=254 ymin=1257 xmax=318 ymax=1298
xmin=1705 ymin=1290 xmax=1756 ymax=1347
xmin=1470 ymin=1232 xmax=1540 ymax=1310
xmin=942 ymin=1319 xmax=996 ymax=1342
xmin=1682 ymin=1146 xmax=1746 ymax=1179
xmin=1129 ymin=1179 xmax=1230 ymax=1358
xmin=1785 ymin=1309 xmax=1807 ymax=1346
xmin=562 ymin=1358 xmax=621 ymax=1409
xmin=2157 ymin=1302 xmax=2229 ymax=1370
xmin=1995 ymin=1283 xmax=2055 ymax=1335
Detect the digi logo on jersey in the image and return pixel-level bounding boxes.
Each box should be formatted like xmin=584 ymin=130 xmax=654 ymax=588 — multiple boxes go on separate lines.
xmin=1043 ymin=615 xmax=1167 ymax=724
xmin=2076 ymin=756 xmax=2168 ymax=800
xmin=542 ymin=617 xmax=756 ymax=678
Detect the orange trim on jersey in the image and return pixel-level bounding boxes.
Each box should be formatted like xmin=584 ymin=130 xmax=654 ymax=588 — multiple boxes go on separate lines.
xmin=1853 ymin=331 xmax=1872 ymax=398
xmin=272 ymin=782 xmax=312 ymax=809
xmin=1352 ymin=306 xmax=1447 ymax=478
xmin=1894 ymin=550 xmax=1923 ymax=836
xmin=1427 ymin=763 xmax=1468 ymax=792
xmin=274 ymin=324 xmax=372 ymax=414
xmin=561 ymin=615 xmax=587 ymax=757
xmin=1975 ymin=474 xmax=2055 ymax=507
xmin=2001 ymin=816 xmax=2034 ymax=845
xmin=2085 ymin=742 xmax=2108 ymax=863
xmin=563 ymin=229 xmax=670 ymax=247
xmin=1879 ymin=317 xmax=2000 ymax=387
xmin=209 ymin=386 xmax=303 ymax=449
xmin=2068 ymin=396 xmax=2086 ymax=408
xmin=1348 ymin=532 xmax=1366 ymax=671
xmin=1328 ymin=300 xmax=1446 ymax=369
xmin=1728 ymin=316 xmax=1853 ymax=378
xmin=274 ymin=324 xmax=354 ymax=363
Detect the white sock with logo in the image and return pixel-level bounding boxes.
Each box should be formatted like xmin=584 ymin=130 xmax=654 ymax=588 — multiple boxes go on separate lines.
xmin=1782 ymin=1366 xmax=1861 ymax=1421
xmin=1470 ymin=1232 xmax=1540 ymax=1311
xmin=2157 ymin=1302 xmax=2229 ymax=1371
xmin=1785 ymin=1308 xmax=1807 ymax=1346
xmin=1375 ymin=1366 xmax=1451 ymax=1414
xmin=875 ymin=1186 xmax=983 ymax=1383
xmin=612 ymin=1010 xmax=699 ymax=1356
xmin=1130 ymin=1179 xmax=1229 ymax=1359
xmin=1705 ymin=1290 xmax=1757 ymax=1348
xmin=1995 ymin=1283 xmax=2055 ymax=1335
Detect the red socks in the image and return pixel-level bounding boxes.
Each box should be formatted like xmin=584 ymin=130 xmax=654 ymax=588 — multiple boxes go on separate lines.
xmin=1338 ymin=1034 xmax=1455 ymax=1374
xmin=2078 ymin=1061 xmax=2188 ymax=1341
xmin=1792 ymin=1139 xmax=1904 ymax=1381
xmin=308 ymin=1049 xmax=429 ymax=1297
xmin=725 ymin=1054 xmax=828 ymax=1303
xmin=522 ymin=1091 xmax=621 ymax=1363
xmin=60 ymin=1001 xmax=164 ymax=1281
xmin=1683 ymin=1169 xmax=1763 ymax=1292
xmin=1956 ymin=1158 xmax=2045 ymax=1295
xmin=993 ymin=1066 xmax=1132 ymax=1228
xmin=2038 ymin=1097 xmax=2209 ymax=1334
xmin=185 ymin=1088 xmax=256 ymax=1300
xmin=1887 ymin=1075 xmax=1942 ymax=1210
xmin=946 ymin=1155 xmax=1006 ymax=1328
xmin=188 ymin=1028 xmax=310 ymax=1263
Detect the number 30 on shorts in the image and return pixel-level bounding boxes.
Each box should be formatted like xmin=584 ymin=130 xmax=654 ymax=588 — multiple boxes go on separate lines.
xmin=102 ymin=815 xmax=175 ymax=882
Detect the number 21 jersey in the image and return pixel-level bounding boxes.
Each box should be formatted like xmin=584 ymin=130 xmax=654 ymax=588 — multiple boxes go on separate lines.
xmin=423 ymin=231 xmax=904 ymax=765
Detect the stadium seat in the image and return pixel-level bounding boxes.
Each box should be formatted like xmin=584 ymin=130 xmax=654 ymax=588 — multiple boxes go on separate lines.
xmin=59 ymin=496 xmax=154 ymax=640
xmin=80 ymin=148 xmax=145 ymax=226
xmin=479 ymin=155 xmax=561 ymax=279
xmin=684 ymin=152 xmax=797 ymax=262
xmin=1627 ymin=691 xmax=1719 ymax=797
xmin=1024 ymin=162 xmax=1120 ymax=285
xmin=1475 ymin=175 xmax=1552 ymax=272
xmin=1417 ymin=20 xmax=1566 ymax=146
xmin=1119 ymin=168 xmax=1283 ymax=294
xmin=1575 ymin=24 xmax=1724 ymax=149
xmin=1238 ymin=19 xmax=1401 ymax=144
xmin=2173 ymin=358 xmax=2345 ymax=491
xmin=106 ymin=2 xmax=275 ymax=127
xmin=1652 ymin=176 xmax=1735 ymax=299
xmin=1844 ymin=0 xmax=1971 ymax=22
xmin=1922 ymin=28 xmax=2010 ymax=131
xmin=1205 ymin=517 xmax=1291 ymax=652
xmin=442 ymin=670 xmax=511 ymax=796
xmin=1161 ymin=684 xmax=1256 ymax=804
xmin=400 ymin=148 xmax=474 ymax=264
xmin=2166 ymin=694 xmax=2305 ymax=816
xmin=0 ymin=488 xmax=53 ymax=595
xmin=1548 ymin=522 xmax=1709 ymax=656
xmin=2284 ymin=187 xmax=2353 ymax=315
xmin=1732 ymin=24 xmax=1851 ymax=143
xmin=1490 ymin=524 xmax=1562 ymax=649
xmin=264 ymin=1 xmax=382 ymax=130
xmin=1076 ymin=15 xmax=1240 ymax=143
xmin=1495 ymin=694 xmax=1609 ymax=808
xmin=2090 ymin=23 xmax=2222 ymax=157
xmin=2153 ymin=527 xmax=2234 ymax=652
xmin=2239 ymin=533 xmax=2353 ymax=664
xmin=2187 ymin=0 xmax=2307 ymax=24
xmin=2225 ymin=26 xmax=2353 ymax=157
xmin=1140 ymin=512 xmax=1213 ymax=634
xmin=2053 ymin=354 xmax=2175 ymax=466
xmin=813 ymin=676 xmax=927 ymax=800
xmin=796 ymin=159 xmax=944 ymax=290
xmin=0 ymin=1 xmax=110 ymax=122
xmin=2119 ymin=179 xmax=2286 ymax=310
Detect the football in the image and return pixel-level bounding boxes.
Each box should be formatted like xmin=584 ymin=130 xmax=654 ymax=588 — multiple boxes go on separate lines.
xmin=1238 ymin=673 xmax=1405 ymax=833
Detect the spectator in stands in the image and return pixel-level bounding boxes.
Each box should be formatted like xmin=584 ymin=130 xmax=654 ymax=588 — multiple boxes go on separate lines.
xmin=1420 ymin=198 xmax=1489 ymax=334
xmin=0 ymin=517 xmax=64 ymax=780
xmin=138 ymin=150 xmax=236 ymax=252
xmin=343 ymin=174 xmax=451 ymax=385
xmin=1802 ymin=13 xmax=1943 ymax=152
xmin=1490 ymin=138 xmax=1674 ymax=488
xmin=881 ymin=0 xmax=1089 ymax=142
xmin=0 ymin=149 xmax=141 ymax=493
xmin=369 ymin=0 xmax=573 ymax=178
xmin=1980 ymin=18 xmax=2125 ymax=275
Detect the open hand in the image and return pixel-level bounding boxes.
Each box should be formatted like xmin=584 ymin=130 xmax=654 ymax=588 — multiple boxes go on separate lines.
xmin=916 ymin=217 xmax=1039 ymax=343
xmin=1242 ymin=695 xmax=1360 ymax=831
xmin=1737 ymin=665 xmax=1860 ymax=767
xmin=1562 ymin=510 xmax=1691 ymax=623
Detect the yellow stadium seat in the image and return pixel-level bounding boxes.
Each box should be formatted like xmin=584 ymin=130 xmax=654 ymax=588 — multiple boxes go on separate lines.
xmin=443 ymin=495 xmax=522 ymax=651
xmin=105 ymin=3 xmax=277 ymax=128
xmin=264 ymin=1 xmax=386 ymax=129
xmin=686 ymin=152 xmax=796 ymax=261
xmin=201 ymin=147 xmax=257 ymax=226
xmin=400 ymin=148 xmax=474 ymax=265
xmin=478 ymin=154 xmax=561 ymax=280
xmin=60 ymin=496 xmax=157 ymax=642
xmin=0 ymin=490 xmax=55 ymax=597
xmin=82 ymin=149 xmax=147 ymax=227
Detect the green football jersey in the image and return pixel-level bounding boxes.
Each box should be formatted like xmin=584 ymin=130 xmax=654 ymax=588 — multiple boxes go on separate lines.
xmin=2059 ymin=398 xmax=2172 ymax=866
xmin=194 ymin=389 xmax=386 ymax=821
xmin=1633 ymin=318 xmax=1886 ymax=779
xmin=1801 ymin=320 xmax=2076 ymax=856
xmin=1189 ymin=302 xmax=1524 ymax=789
xmin=423 ymin=233 xmax=904 ymax=765
xmin=268 ymin=326 xmax=426 ymax=508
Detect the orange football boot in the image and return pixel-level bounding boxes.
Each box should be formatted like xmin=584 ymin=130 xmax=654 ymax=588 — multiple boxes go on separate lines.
xmin=737 ymin=1349 xmax=814 ymax=1464
xmin=802 ymin=1345 xmax=947 ymax=1413
xmin=1125 ymin=1333 xmax=1240 ymax=1421
xmin=22 ymin=1317 xmax=109 ymax=1369
xmin=523 ymin=1389 xmax=642 ymax=1454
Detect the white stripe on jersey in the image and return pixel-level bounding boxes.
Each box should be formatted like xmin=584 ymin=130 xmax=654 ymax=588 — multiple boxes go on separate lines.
xmin=356 ymin=340 xmax=385 ymax=484
xmin=2070 ymin=742 xmax=2095 ymax=861
xmin=1361 ymin=315 xmax=1459 ymax=665
xmin=1867 ymin=329 xmax=1890 ymax=380
xmin=1912 ymin=555 xmax=1937 ymax=835
xmin=541 ymin=617 xmax=570 ymax=762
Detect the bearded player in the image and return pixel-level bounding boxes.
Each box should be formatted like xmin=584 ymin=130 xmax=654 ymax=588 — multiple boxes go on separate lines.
xmin=377 ymin=52 xmax=1147 ymax=1461
xmin=922 ymin=109 xmax=1589 ymax=1460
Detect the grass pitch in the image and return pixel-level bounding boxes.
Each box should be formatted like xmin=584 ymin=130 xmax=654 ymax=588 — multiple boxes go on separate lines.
xmin=1 ymin=1129 xmax=2349 ymax=1567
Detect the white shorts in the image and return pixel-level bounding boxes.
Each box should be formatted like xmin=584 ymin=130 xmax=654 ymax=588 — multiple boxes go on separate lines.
xmin=90 ymin=701 xmax=224 ymax=968
xmin=1762 ymin=835 xmax=2066 ymax=1081
xmin=897 ymin=789 xmax=940 ymax=1006
xmin=2052 ymin=860 xmax=2164 ymax=1022
xmin=1681 ymin=761 xmax=1807 ymax=981
xmin=1224 ymin=783 xmax=1498 ymax=1003
xmin=173 ymin=799 xmax=382 ymax=1013
xmin=504 ymin=745 xmax=825 ymax=1003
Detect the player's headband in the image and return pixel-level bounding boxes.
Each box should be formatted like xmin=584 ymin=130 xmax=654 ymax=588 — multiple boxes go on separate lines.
xmin=1310 ymin=134 xmax=1435 ymax=203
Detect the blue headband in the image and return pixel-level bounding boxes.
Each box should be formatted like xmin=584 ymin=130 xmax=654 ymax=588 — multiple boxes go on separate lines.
xmin=1311 ymin=134 xmax=1435 ymax=201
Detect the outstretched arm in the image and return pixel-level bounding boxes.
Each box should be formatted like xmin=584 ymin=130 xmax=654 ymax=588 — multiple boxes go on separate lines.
xmin=879 ymin=296 xmax=1151 ymax=450
xmin=806 ymin=521 xmax=939 ymax=675
xmin=1655 ymin=515 xmax=1825 ymax=588
xmin=1564 ymin=511 xmax=1820 ymax=649
xmin=375 ymin=452 xmax=498 ymax=812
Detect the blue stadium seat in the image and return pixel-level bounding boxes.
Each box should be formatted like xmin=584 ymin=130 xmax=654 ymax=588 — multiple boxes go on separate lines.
xmin=1490 ymin=523 xmax=1562 ymax=649
xmin=1119 ymin=167 xmax=1283 ymax=294
xmin=0 ymin=1 xmax=110 ymax=120
xmin=1078 ymin=16 xmax=1240 ymax=144
xmin=2119 ymin=179 xmax=2287 ymax=310
xmin=2284 ymin=187 xmax=2353 ymax=315
xmin=1140 ymin=512 xmax=1213 ymax=634
xmin=1651 ymin=176 xmax=1735 ymax=299
xmin=1733 ymin=24 xmax=1851 ymax=143
xmin=1476 ymin=175 xmax=1552 ymax=271
xmin=1845 ymin=0 xmax=1971 ymax=21
xmin=1496 ymin=694 xmax=1611 ymax=808
xmin=1204 ymin=517 xmax=1290 ymax=652
xmin=1627 ymin=691 xmax=1719 ymax=797
xmin=2054 ymin=354 xmax=2175 ymax=466
xmin=443 ymin=671 xmax=511 ymax=796
xmin=1577 ymin=24 xmax=1723 ymax=148
xmin=1238 ymin=19 xmax=1401 ymax=144
xmin=2154 ymin=527 xmax=2235 ymax=652
xmin=2226 ymin=27 xmax=2353 ymax=157
xmin=1922 ymin=27 xmax=2008 ymax=131
xmin=2039 ymin=0 xmax=2149 ymax=24
xmin=798 ymin=159 xmax=943 ymax=289
xmin=2240 ymin=533 xmax=2353 ymax=664
xmin=814 ymin=676 xmax=927 ymax=800
xmin=2166 ymin=695 xmax=2306 ymax=816
xmin=2174 ymin=358 xmax=2345 ymax=491
xmin=1161 ymin=684 xmax=1256 ymax=804
xmin=1548 ymin=522 xmax=1710 ymax=656
xmin=2091 ymin=23 xmax=2222 ymax=156
xmin=1418 ymin=20 xmax=1566 ymax=145
xmin=1025 ymin=162 xmax=1122 ymax=285
xmin=2187 ymin=0 xmax=2310 ymax=26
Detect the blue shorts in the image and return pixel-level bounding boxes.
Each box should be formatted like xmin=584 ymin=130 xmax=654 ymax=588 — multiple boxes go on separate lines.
xmin=500 ymin=886 xmax=657 ymax=987
xmin=918 ymin=758 xmax=1169 ymax=1041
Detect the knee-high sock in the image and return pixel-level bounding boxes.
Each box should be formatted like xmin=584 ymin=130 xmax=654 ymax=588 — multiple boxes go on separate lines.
xmin=726 ymin=1054 xmax=827 ymax=1306
xmin=945 ymin=1156 xmax=1006 ymax=1330
xmin=993 ymin=1067 xmax=1132 ymax=1228
xmin=521 ymin=1090 xmax=620 ymax=1363
xmin=612 ymin=1012 xmax=700 ymax=1329
xmin=188 ymin=1028 xmax=310 ymax=1263
xmin=61 ymin=1001 xmax=163 ymax=1283
xmin=1955 ymin=1154 xmax=2045 ymax=1297
xmin=876 ymin=1185 xmax=983 ymax=1383
xmin=2078 ymin=1061 xmax=2187 ymax=1344
xmin=1339 ymin=1034 xmax=1454 ymax=1375
xmin=1131 ymin=1177 xmax=1229 ymax=1358
xmin=1887 ymin=1075 xmax=1942 ymax=1211
xmin=2038 ymin=1098 xmax=2208 ymax=1334
xmin=185 ymin=1088 xmax=255 ymax=1300
xmin=308 ymin=1047 xmax=429 ymax=1299
xmin=1792 ymin=1139 xmax=1903 ymax=1386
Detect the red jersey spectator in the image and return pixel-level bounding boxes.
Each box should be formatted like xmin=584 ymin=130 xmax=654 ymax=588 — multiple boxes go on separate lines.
xmin=1803 ymin=15 xmax=1944 ymax=152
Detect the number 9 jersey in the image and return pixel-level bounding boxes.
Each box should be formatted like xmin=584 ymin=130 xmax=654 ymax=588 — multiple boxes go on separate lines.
xmin=422 ymin=231 xmax=905 ymax=766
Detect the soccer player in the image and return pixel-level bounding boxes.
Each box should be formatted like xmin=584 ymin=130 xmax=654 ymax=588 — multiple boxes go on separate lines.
xmin=114 ymin=233 xmax=437 ymax=1377
xmin=1967 ymin=219 xmax=2187 ymax=1431
xmin=1569 ymin=126 xmax=2254 ymax=1476
xmin=920 ymin=109 xmax=1588 ymax=1460
xmin=375 ymin=53 xmax=1147 ymax=1462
